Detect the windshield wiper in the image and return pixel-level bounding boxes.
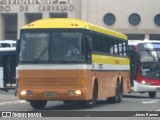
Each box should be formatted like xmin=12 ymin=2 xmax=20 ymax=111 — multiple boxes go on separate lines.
xmin=144 ymin=50 xmax=156 ymax=62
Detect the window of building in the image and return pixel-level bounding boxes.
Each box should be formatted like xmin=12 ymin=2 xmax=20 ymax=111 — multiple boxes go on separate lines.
xmin=50 ymin=13 xmax=68 ymax=18
xmin=126 ymin=34 xmax=145 ymax=40
xmin=154 ymin=14 xmax=160 ymax=26
xmin=25 ymin=13 xmax=42 ymax=24
xmin=128 ymin=13 xmax=141 ymax=26
xmin=150 ymin=34 xmax=160 ymax=40
xmin=3 ymin=14 xmax=17 ymax=40
xmin=103 ymin=13 xmax=116 ymax=26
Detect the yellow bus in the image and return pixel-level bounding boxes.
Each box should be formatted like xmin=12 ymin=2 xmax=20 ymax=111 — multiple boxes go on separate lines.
xmin=17 ymin=18 xmax=131 ymax=109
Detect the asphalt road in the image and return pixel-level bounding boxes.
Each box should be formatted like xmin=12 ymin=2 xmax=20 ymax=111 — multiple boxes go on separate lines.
xmin=0 ymin=90 xmax=160 ymax=120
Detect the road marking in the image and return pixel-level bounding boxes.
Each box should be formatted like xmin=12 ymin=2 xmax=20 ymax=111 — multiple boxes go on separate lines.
xmin=142 ymin=100 xmax=159 ymax=104
xmin=0 ymin=100 xmax=26 ymax=107
xmin=155 ymin=109 xmax=160 ymax=111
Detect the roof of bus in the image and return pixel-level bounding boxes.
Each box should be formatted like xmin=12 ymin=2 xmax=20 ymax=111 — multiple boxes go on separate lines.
xmin=128 ymin=40 xmax=160 ymax=45
xmin=0 ymin=40 xmax=16 ymax=44
xmin=21 ymin=18 xmax=127 ymax=40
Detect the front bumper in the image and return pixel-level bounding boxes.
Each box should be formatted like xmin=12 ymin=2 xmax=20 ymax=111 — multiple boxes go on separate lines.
xmin=133 ymin=81 xmax=160 ymax=92
xmin=18 ymin=88 xmax=88 ymax=101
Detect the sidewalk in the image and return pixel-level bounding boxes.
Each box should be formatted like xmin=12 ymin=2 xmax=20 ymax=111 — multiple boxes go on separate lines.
xmin=0 ymin=90 xmax=26 ymax=107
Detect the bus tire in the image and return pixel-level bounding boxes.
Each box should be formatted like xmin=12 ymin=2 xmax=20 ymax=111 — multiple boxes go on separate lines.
xmin=107 ymin=82 xmax=120 ymax=103
xmin=118 ymin=82 xmax=123 ymax=103
xmin=84 ymin=83 xmax=98 ymax=108
xmin=149 ymin=92 xmax=156 ymax=98
xmin=30 ymin=100 xmax=47 ymax=109
xmin=63 ymin=100 xmax=74 ymax=104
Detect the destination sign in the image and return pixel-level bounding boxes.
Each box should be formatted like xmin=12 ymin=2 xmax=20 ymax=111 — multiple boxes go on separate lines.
xmin=139 ymin=43 xmax=160 ymax=50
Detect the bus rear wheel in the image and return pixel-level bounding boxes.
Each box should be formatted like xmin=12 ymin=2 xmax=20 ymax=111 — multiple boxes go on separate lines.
xmin=149 ymin=92 xmax=156 ymax=98
xmin=30 ymin=100 xmax=47 ymax=110
xmin=107 ymin=82 xmax=122 ymax=103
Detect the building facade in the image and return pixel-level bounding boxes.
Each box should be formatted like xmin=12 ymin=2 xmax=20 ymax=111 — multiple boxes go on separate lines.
xmin=0 ymin=0 xmax=160 ymax=40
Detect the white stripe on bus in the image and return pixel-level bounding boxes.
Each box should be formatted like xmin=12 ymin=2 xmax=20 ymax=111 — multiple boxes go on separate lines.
xmin=18 ymin=64 xmax=129 ymax=71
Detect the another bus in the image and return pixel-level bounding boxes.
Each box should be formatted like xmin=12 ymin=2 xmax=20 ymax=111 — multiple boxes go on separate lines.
xmin=0 ymin=40 xmax=16 ymax=48
xmin=0 ymin=40 xmax=17 ymax=91
xmin=128 ymin=40 xmax=160 ymax=98
xmin=17 ymin=18 xmax=131 ymax=109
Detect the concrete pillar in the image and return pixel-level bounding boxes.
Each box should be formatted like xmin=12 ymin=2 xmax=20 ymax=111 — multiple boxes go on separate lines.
xmin=144 ymin=34 xmax=150 ymax=40
xmin=17 ymin=13 xmax=26 ymax=39
xmin=74 ymin=0 xmax=81 ymax=19
xmin=87 ymin=0 xmax=97 ymax=24
xmin=0 ymin=14 xmax=5 ymax=40
xmin=68 ymin=5 xmax=76 ymax=18
xmin=67 ymin=0 xmax=76 ymax=18
xmin=80 ymin=0 xmax=88 ymax=21
xmin=43 ymin=12 xmax=49 ymax=18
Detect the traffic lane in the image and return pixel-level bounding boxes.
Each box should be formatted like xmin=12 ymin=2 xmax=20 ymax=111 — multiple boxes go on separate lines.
xmin=45 ymin=99 xmax=160 ymax=111
xmin=42 ymin=92 xmax=160 ymax=111
xmin=1 ymin=95 xmax=160 ymax=111
xmin=0 ymin=90 xmax=18 ymax=103
xmin=1 ymin=92 xmax=160 ymax=120
xmin=124 ymin=92 xmax=160 ymax=99
xmin=1 ymin=97 xmax=160 ymax=119
xmin=123 ymin=92 xmax=160 ymax=111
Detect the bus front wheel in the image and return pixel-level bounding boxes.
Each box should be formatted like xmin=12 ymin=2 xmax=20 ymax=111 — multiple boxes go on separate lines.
xmin=149 ymin=92 xmax=156 ymax=98
xmin=30 ymin=100 xmax=47 ymax=109
xmin=84 ymin=83 xmax=98 ymax=108
xmin=118 ymin=82 xmax=123 ymax=103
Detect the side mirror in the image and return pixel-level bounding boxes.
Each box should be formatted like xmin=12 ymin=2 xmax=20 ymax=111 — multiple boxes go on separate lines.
xmin=16 ymin=39 xmax=20 ymax=54
xmin=86 ymin=36 xmax=93 ymax=51
xmin=86 ymin=36 xmax=92 ymax=63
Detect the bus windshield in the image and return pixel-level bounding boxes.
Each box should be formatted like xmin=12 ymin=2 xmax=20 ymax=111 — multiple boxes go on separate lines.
xmin=19 ymin=31 xmax=84 ymax=63
xmin=140 ymin=50 xmax=160 ymax=79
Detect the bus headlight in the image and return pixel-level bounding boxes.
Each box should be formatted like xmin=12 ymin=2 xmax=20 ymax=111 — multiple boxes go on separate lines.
xmin=141 ymin=80 xmax=146 ymax=85
xmin=75 ymin=90 xmax=81 ymax=95
xmin=141 ymin=80 xmax=150 ymax=85
xmin=20 ymin=90 xmax=27 ymax=96
xmin=68 ymin=90 xmax=82 ymax=96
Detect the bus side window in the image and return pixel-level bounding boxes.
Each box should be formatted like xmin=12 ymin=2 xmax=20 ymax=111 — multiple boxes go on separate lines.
xmin=108 ymin=37 xmax=114 ymax=55
xmin=110 ymin=46 xmax=113 ymax=54
xmin=123 ymin=42 xmax=127 ymax=56
xmin=86 ymin=35 xmax=93 ymax=62
xmin=104 ymin=36 xmax=109 ymax=54
xmin=1 ymin=43 xmax=11 ymax=48
xmin=86 ymin=35 xmax=93 ymax=51
xmin=91 ymin=32 xmax=97 ymax=52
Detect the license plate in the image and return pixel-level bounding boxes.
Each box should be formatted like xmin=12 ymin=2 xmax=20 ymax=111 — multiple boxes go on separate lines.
xmin=45 ymin=92 xmax=56 ymax=97
xmin=156 ymin=87 xmax=160 ymax=91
